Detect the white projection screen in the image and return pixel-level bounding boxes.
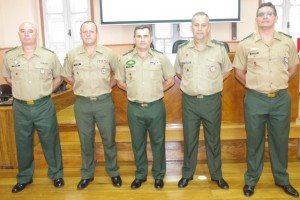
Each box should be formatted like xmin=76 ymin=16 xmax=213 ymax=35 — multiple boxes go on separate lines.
xmin=100 ymin=0 xmax=240 ymax=24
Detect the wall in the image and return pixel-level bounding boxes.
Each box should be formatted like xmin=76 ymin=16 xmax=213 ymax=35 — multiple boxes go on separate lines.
xmin=0 ymin=0 xmax=258 ymax=47
xmin=0 ymin=0 xmax=41 ymax=47
xmin=0 ymin=0 xmax=258 ymax=85
xmin=0 ymin=0 xmax=41 ymax=84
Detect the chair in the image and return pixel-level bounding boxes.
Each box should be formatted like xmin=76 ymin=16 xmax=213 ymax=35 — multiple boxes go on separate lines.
xmin=172 ymin=40 xmax=187 ymax=53
xmin=0 ymin=84 xmax=12 ymax=97
xmin=0 ymin=84 xmax=13 ymax=105
xmin=52 ymin=81 xmax=68 ymax=94
xmin=220 ymin=41 xmax=230 ymax=53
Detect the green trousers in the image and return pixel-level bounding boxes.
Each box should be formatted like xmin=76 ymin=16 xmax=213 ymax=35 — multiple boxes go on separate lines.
xmin=13 ymin=97 xmax=63 ymax=183
xmin=127 ymin=99 xmax=166 ymax=180
xmin=244 ymin=89 xmax=291 ymax=186
xmin=181 ymin=93 xmax=223 ymax=180
xmin=74 ymin=93 xmax=119 ymax=179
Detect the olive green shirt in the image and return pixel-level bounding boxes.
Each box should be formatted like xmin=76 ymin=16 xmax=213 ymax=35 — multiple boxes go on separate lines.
xmin=2 ymin=46 xmax=61 ymax=101
xmin=174 ymin=39 xmax=232 ymax=96
xmin=233 ymin=32 xmax=300 ymax=94
xmin=116 ymin=48 xmax=175 ymax=102
xmin=62 ymin=45 xmax=118 ymax=97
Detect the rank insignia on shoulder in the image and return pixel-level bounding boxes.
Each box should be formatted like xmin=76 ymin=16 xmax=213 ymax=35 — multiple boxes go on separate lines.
xmin=122 ymin=49 xmax=134 ymax=56
xmin=5 ymin=46 xmax=18 ymax=54
xmin=211 ymin=39 xmax=224 ymax=46
xmin=242 ymin=33 xmax=254 ymax=41
xmin=42 ymin=47 xmax=54 ymax=53
xmin=152 ymin=49 xmax=163 ymax=54
xmin=178 ymin=41 xmax=189 ymax=48
xmin=279 ymin=32 xmax=292 ymax=38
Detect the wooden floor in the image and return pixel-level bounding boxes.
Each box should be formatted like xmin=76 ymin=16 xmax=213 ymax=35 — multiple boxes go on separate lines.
xmin=1 ymin=161 xmax=300 ymax=200
xmin=1 ymin=94 xmax=299 ymax=200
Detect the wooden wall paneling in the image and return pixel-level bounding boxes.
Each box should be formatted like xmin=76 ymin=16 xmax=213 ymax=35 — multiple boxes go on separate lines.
xmin=0 ymin=107 xmax=17 ymax=168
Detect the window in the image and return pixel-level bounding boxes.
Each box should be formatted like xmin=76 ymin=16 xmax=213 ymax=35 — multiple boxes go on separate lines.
xmin=265 ymin=0 xmax=300 ymax=43
xmin=42 ymin=0 xmax=91 ymax=62
xmin=153 ymin=23 xmax=192 ymax=54
xmin=153 ymin=24 xmax=173 ymax=53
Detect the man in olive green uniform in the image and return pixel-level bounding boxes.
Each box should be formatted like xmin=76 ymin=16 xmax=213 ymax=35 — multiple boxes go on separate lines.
xmin=174 ymin=12 xmax=232 ymax=190
xmin=234 ymin=2 xmax=299 ymax=198
xmin=116 ymin=25 xmax=175 ymax=190
xmin=2 ymin=22 xmax=64 ymax=193
xmin=62 ymin=21 xmax=121 ymax=190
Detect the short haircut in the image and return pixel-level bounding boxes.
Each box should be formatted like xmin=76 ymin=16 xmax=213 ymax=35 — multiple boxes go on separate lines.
xmin=133 ymin=25 xmax=152 ymax=37
xmin=19 ymin=22 xmax=37 ymax=31
xmin=256 ymin=2 xmax=277 ymax=17
xmin=192 ymin=11 xmax=210 ymax=23
xmin=80 ymin=21 xmax=98 ymax=32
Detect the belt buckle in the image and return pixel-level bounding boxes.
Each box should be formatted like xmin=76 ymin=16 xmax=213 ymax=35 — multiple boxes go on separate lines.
xmin=197 ymin=95 xmax=204 ymax=99
xmin=141 ymin=103 xmax=148 ymax=107
xmin=89 ymin=97 xmax=97 ymax=101
xmin=26 ymin=100 xmax=34 ymax=105
xmin=267 ymin=93 xmax=276 ymax=98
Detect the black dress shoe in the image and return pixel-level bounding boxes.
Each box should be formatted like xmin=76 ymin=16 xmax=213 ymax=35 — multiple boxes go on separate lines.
xmin=154 ymin=179 xmax=164 ymax=190
xmin=275 ymin=183 xmax=299 ymax=197
xmin=111 ymin=176 xmax=122 ymax=187
xmin=11 ymin=179 xmax=33 ymax=193
xmin=77 ymin=178 xmax=94 ymax=190
xmin=131 ymin=178 xmax=147 ymax=189
xmin=243 ymin=184 xmax=255 ymax=197
xmin=178 ymin=177 xmax=193 ymax=188
xmin=53 ymin=178 xmax=64 ymax=188
xmin=211 ymin=178 xmax=229 ymax=190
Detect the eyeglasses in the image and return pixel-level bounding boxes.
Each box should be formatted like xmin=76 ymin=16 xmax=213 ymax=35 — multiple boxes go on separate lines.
xmin=257 ymin=11 xmax=274 ymax=17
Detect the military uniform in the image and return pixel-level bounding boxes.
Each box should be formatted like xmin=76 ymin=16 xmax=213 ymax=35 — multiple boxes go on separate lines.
xmin=116 ymin=48 xmax=175 ymax=180
xmin=174 ymin=39 xmax=232 ymax=180
xmin=2 ymin=46 xmax=63 ymax=183
xmin=62 ymin=45 xmax=120 ymax=179
xmin=233 ymin=32 xmax=300 ymax=186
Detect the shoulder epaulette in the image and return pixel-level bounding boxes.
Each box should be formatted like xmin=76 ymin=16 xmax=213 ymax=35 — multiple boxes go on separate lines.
xmin=5 ymin=46 xmax=18 ymax=54
xmin=241 ymin=33 xmax=254 ymax=41
xmin=42 ymin=47 xmax=54 ymax=53
xmin=122 ymin=49 xmax=134 ymax=56
xmin=211 ymin=39 xmax=225 ymax=46
xmin=178 ymin=41 xmax=189 ymax=49
xmin=151 ymin=48 xmax=163 ymax=54
xmin=279 ymin=32 xmax=292 ymax=38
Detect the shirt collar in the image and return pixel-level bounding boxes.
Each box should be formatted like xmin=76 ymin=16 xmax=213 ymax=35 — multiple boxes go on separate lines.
xmin=131 ymin=48 xmax=155 ymax=57
xmin=17 ymin=46 xmax=42 ymax=57
xmin=253 ymin=31 xmax=282 ymax=42
xmin=78 ymin=45 xmax=103 ymax=55
xmin=188 ymin=39 xmax=214 ymax=49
